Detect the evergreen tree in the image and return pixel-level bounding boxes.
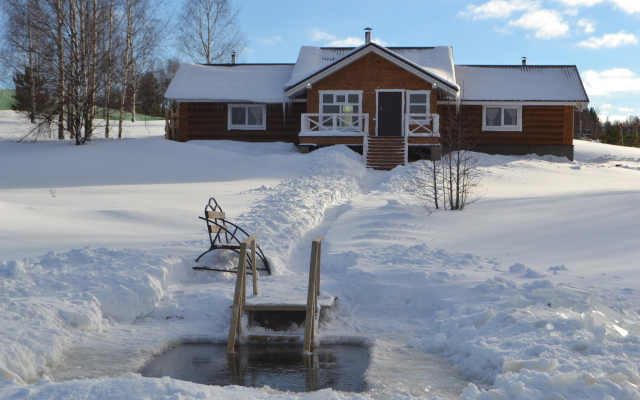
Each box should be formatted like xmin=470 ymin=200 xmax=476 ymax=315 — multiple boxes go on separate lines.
xmin=11 ymin=67 xmax=54 ymax=117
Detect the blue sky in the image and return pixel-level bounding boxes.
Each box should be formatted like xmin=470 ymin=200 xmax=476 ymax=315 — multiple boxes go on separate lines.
xmin=234 ymin=0 xmax=640 ymax=122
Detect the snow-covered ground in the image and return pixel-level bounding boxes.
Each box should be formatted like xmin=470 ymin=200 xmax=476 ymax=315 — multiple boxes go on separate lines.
xmin=2 ymin=109 xmax=640 ymax=399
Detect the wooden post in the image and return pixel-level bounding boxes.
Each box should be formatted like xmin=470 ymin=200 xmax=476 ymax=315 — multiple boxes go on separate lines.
xmin=251 ymin=238 xmax=258 ymax=295
xmin=304 ymin=236 xmax=323 ymax=353
xmin=227 ymin=240 xmax=248 ymax=353
xmin=315 ymin=236 xmax=322 ymax=296
xmin=227 ymin=235 xmax=258 ymax=353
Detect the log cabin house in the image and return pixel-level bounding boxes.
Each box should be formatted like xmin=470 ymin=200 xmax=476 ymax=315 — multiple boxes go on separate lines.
xmin=164 ymin=30 xmax=589 ymax=168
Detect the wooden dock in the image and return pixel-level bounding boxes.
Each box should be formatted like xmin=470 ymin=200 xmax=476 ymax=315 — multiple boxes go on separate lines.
xmin=226 ymin=236 xmax=333 ymax=353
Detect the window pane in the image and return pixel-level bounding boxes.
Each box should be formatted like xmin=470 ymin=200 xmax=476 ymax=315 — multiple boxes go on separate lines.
xmin=348 ymin=94 xmax=359 ymax=104
xmin=352 ymin=105 xmax=359 ymax=113
xmin=504 ymin=109 xmax=517 ymax=125
xmin=247 ymin=107 xmax=263 ymax=125
xmin=486 ymin=108 xmax=501 ymax=126
xmin=342 ymin=105 xmax=354 ymax=114
xmin=336 ymin=94 xmax=346 ymax=103
xmin=409 ymin=94 xmax=427 ymax=104
xmin=322 ymin=115 xmax=333 ymax=127
xmin=409 ymin=105 xmax=427 ymax=114
xmin=323 ymin=105 xmax=340 ymax=113
xmin=322 ymin=94 xmax=333 ymax=104
xmin=231 ymin=107 xmax=246 ymax=125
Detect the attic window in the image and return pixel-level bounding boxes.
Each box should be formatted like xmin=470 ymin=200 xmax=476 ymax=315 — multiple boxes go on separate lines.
xmin=482 ymin=105 xmax=522 ymax=132
xmin=228 ymin=104 xmax=266 ymax=130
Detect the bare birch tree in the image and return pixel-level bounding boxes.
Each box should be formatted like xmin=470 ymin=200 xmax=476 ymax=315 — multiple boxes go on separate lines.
xmin=400 ymin=106 xmax=484 ymax=212
xmin=0 ymin=0 xmax=48 ymax=123
xmin=176 ymin=0 xmax=246 ymax=64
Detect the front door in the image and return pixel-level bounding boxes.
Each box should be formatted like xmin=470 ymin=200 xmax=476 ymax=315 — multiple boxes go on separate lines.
xmin=377 ymin=91 xmax=403 ymax=136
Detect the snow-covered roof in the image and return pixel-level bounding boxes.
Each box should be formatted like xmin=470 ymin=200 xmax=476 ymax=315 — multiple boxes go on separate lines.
xmin=164 ymin=63 xmax=294 ymax=103
xmin=455 ymin=65 xmax=589 ymax=102
xmin=285 ymin=44 xmax=458 ymax=95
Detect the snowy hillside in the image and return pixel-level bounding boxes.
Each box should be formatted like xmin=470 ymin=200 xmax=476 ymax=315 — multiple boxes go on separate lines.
xmin=2 ymin=109 xmax=640 ymax=399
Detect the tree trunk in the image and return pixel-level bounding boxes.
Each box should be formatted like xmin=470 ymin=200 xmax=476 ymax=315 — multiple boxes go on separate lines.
xmin=56 ymin=0 xmax=65 ymax=139
xmin=27 ymin=0 xmax=36 ymax=124
xmin=104 ymin=0 xmax=115 ymax=138
xmin=130 ymin=57 xmax=136 ymax=122
xmin=118 ymin=0 xmax=133 ymax=139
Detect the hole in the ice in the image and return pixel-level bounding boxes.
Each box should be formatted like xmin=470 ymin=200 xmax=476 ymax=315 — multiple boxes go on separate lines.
xmin=138 ymin=343 xmax=368 ymax=393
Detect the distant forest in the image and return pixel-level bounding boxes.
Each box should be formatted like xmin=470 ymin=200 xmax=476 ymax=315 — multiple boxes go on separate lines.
xmin=574 ymin=107 xmax=640 ymax=147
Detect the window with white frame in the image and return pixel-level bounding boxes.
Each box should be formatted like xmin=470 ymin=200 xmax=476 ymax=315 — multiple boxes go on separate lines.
xmin=482 ymin=105 xmax=522 ymax=131
xmin=406 ymin=91 xmax=430 ymax=120
xmin=228 ymin=104 xmax=266 ymax=130
xmin=320 ymin=91 xmax=362 ymax=129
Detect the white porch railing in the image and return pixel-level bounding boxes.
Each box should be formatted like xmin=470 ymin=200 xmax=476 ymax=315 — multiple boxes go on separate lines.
xmin=404 ymin=113 xmax=440 ymax=137
xmin=300 ymin=113 xmax=369 ymax=135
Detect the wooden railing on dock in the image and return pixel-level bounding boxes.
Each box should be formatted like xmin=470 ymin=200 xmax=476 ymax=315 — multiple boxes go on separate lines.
xmin=227 ymin=234 xmax=259 ymax=353
xmin=226 ymin=235 xmax=324 ymax=354
xmin=303 ymin=236 xmax=323 ymax=353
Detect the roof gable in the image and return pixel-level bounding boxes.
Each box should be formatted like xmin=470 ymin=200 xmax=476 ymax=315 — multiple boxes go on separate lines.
xmin=285 ymin=43 xmax=459 ymax=98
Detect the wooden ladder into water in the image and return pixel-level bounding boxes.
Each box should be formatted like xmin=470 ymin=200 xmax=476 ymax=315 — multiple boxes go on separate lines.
xmin=227 ymin=235 xmax=332 ymax=354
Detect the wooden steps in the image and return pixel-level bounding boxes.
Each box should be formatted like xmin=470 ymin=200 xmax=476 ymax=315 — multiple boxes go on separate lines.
xmin=227 ymin=236 xmax=332 ymax=353
xmin=366 ymin=136 xmax=406 ymax=170
xmin=247 ymin=334 xmax=302 ymax=343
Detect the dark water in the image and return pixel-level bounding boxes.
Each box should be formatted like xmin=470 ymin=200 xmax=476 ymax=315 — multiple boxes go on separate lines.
xmin=139 ymin=343 xmax=369 ymax=393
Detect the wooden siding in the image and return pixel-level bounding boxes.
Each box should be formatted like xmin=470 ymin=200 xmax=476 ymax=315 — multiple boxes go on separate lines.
xmin=308 ymin=52 xmax=439 ymax=136
xmin=299 ymin=136 xmax=364 ymax=145
xmin=564 ymin=106 xmax=573 ymax=145
xmin=178 ymin=102 xmax=189 ymax=142
xmin=180 ymin=102 xmax=305 ymax=143
xmin=437 ymin=105 xmax=572 ymax=146
xmin=408 ymin=137 xmax=440 ymax=145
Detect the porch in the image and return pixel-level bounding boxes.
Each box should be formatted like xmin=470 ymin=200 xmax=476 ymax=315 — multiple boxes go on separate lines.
xmin=298 ymin=113 xmax=441 ymax=170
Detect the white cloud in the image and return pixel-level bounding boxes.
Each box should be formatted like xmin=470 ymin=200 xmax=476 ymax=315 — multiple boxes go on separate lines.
xmin=554 ymin=0 xmax=603 ymax=6
xmin=577 ymin=31 xmax=638 ymax=48
xmin=610 ymin=0 xmax=640 ymax=14
xmin=458 ymin=0 xmax=537 ymax=19
xmin=258 ymin=36 xmax=283 ymax=45
xmin=508 ymin=9 xmax=569 ymax=39
xmin=577 ymin=19 xmax=595 ymax=33
xmin=326 ymin=37 xmax=388 ymax=47
xmin=582 ymin=68 xmax=640 ymax=96
xmin=326 ymin=37 xmax=363 ymax=47
xmin=308 ymin=29 xmax=336 ymax=42
xmin=554 ymin=0 xmax=640 ymax=14
xmin=618 ymin=107 xmax=634 ymax=113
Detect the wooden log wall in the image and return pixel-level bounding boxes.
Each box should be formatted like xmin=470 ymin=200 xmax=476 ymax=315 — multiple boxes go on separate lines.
xmin=437 ymin=105 xmax=573 ymax=146
xmin=178 ymin=102 xmax=306 ymax=143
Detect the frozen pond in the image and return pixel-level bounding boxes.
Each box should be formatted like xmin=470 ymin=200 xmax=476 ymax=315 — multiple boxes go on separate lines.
xmin=139 ymin=343 xmax=368 ymax=393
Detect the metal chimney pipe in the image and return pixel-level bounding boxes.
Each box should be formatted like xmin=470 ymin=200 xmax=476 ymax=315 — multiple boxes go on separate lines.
xmin=231 ymin=52 xmax=236 ymax=64
xmin=522 ymin=57 xmax=527 ymax=66
xmin=365 ymin=27 xmax=372 ymax=44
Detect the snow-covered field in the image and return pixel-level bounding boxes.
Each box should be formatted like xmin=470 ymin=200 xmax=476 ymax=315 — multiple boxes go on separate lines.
xmin=2 ymin=109 xmax=640 ymax=399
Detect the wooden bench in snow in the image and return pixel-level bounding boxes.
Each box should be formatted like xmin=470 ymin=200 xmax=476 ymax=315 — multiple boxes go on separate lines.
xmin=194 ymin=197 xmax=270 ymax=274
xmin=227 ymin=236 xmax=335 ymax=354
